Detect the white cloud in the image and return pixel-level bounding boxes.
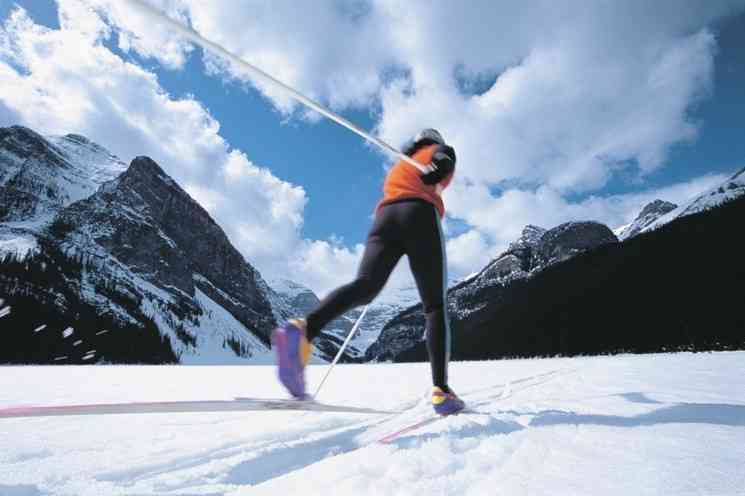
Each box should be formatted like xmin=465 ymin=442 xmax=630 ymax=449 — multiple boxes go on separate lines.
xmin=76 ymin=0 xmax=193 ymax=69
xmin=2 ymin=0 xmax=742 ymax=303
xmin=448 ymin=172 xmax=730 ymax=258
xmin=446 ymin=230 xmax=492 ymax=277
xmin=288 ymin=239 xmax=365 ymax=298
xmin=95 ymin=0 xmax=398 ymax=114
xmin=0 ymin=4 xmax=313 ymax=287
xmin=374 ymin=12 xmax=721 ymax=194
xmin=102 ymin=1 xmax=743 ymax=280
xmin=102 ymin=0 xmax=739 ymax=194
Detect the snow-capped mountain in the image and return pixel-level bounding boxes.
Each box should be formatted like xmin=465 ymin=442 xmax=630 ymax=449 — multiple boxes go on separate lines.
xmin=266 ymin=277 xmax=350 ymax=362
xmin=366 ymin=221 xmax=618 ymax=362
xmin=0 ymin=126 xmax=127 ymax=260
xmin=0 ymin=126 xmax=278 ymax=364
xmin=375 ymin=191 xmax=745 ymax=363
xmin=638 ymin=167 xmax=745 ymax=236
xmin=267 ymin=277 xmax=416 ymax=362
xmin=0 ymin=127 xmax=127 ymax=225
xmin=508 ymin=224 xmax=546 ymax=252
xmin=616 ymin=200 xmax=678 ymax=241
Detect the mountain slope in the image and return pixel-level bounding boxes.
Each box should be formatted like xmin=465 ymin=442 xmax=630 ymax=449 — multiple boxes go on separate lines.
xmin=52 ymin=156 xmax=276 ymax=340
xmin=366 ymin=222 xmax=617 ymax=362
xmin=0 ymin=126 xmax=126 ymax=225
xmin=617 ymin=199 xmax=677 ymax=241
xmin=0 ymin=127 xmax=278 ymax=364
xmin=640 ymin=167 xmax=745 ymax=235
xmin=397 ymin=195 xmax=745 ymax=362
xmin=268 ymin=277 xmax=413 ymax=362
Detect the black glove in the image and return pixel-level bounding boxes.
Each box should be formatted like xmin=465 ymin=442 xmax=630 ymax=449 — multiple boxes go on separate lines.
xmin=421 ymin=144 xmax=456 ymax=185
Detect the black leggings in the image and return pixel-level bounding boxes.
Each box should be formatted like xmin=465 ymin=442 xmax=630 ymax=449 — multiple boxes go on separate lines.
xmin=306 ymin=199 xmax=451 ymax=389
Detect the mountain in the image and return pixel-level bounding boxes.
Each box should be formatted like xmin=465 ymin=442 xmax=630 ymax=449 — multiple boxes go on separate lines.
xmin=0 ymin=126 xmax=278 ymax=364
xmin=616 ymin=200 xmax=677 ymax=241
xmin=0 ymin=127 xmax=127 ymax=225
xmin=266 ymin=277 xmax=359 ymax=362
xmin=393 ymin=195 xmax=745 ymax=362
xmin=267 ymin=277 xmax=414 ymax=362
xmin=621 ymin=168 xmax=745 ymax=239
xmin=365 ymin=221 xmax=618 ymax=362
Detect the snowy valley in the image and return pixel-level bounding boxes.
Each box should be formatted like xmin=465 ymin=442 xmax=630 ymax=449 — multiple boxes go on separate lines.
xmin=1 ymin=352 xmax=744 ymax=495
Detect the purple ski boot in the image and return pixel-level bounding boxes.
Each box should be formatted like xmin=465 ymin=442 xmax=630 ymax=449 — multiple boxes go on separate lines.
xmin=271 ymin=318 xmax=312 ymax=399
xmin=432 ymin=386 xmax=465 ymax=416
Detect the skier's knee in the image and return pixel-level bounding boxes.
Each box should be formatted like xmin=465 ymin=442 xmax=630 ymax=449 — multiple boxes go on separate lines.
xmin=423 ymin=302 xmax=444 ymax=316
xmin=352 ymin=276 xmax=382 ymax=304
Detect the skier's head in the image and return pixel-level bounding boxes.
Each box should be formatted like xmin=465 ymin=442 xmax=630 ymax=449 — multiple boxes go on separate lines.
xmin=403 ymin=128 xmax=445 ymax=156
xmin=414 ymin=128 xmax=444 ymax=146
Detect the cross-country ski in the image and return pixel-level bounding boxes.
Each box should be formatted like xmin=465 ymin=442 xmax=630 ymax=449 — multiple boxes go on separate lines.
xmin=0 ymin=397 xmax=397 ymax=419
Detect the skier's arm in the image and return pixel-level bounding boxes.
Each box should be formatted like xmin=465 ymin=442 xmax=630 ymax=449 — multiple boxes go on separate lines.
xmin=421 ymin=144 xmax=456 ymax=185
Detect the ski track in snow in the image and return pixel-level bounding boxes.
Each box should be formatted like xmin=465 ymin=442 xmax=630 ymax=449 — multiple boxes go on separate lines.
xmin=1 ymin=352 xmax=744 ymax=495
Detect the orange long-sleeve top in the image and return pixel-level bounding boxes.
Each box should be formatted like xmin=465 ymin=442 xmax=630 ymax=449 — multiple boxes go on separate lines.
xmin=376 ymin=144 xmax=455 ymax=218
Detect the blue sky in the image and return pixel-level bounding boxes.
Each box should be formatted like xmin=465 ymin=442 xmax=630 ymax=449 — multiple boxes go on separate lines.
xmin=1 ymin=1 xmax=744 ymax=294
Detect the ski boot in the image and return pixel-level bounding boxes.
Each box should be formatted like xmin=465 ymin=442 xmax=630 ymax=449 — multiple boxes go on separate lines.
xmin=432 ymin=386 xmax=465 ymax=416
xmin=272 ymin=318 xmax=312 ymax=399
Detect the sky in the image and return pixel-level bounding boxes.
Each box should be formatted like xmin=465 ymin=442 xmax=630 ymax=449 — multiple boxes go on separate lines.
xmin=1 ymin=0 xmax=744 ymax=298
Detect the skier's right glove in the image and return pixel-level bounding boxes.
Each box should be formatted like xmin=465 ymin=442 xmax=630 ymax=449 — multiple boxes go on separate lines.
xmin=420 ymin=144 xmax=456 ymax=185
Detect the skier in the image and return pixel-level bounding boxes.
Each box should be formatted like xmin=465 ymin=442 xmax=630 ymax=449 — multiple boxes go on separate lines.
xmin=272 ymin=128 xmax=465 ymax=416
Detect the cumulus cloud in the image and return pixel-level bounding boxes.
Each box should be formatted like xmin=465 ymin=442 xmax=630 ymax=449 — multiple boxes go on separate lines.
xmin=102 ymin=1 xmax=740 ymax=192
xmin=448 ymin=172 xmax=730 ymax=257
xmin=97 ymin=1 xmax=743 ymax=275
xmin=72 ymin=0 xmax=193 ymax=69
xmin=287 ymin=238 xmax=366 ymax=298
xmin=446 ymin=229 xmax=493 ymax=278
xmin=373 ymin=3 xmax=729 ymax=192
xmin=2 ymin=0 xmax=743 ymax=300
xmin=0 ymin=4 xmax=310 ymax=285
xmin=88 ymin=0 xmax=398 ymax=115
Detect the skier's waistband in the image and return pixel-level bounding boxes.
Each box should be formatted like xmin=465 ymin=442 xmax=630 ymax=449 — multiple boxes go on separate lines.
xmin=378 ymin=197 xmax=434 ymax=209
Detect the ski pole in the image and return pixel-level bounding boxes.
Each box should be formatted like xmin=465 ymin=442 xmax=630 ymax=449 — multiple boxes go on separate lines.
xmin=313 ymin=304 xmax=369 ymax=399
xmin=124 ymin=0 xmax=431 ymax=175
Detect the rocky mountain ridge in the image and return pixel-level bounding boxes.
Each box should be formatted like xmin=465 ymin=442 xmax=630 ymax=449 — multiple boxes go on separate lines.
xmin=616 ymin=200 xmax=677 ymax=241
xmin=367 ymin=166 xmax=745 ymax=362
xmin=0 ymin=126 xmax=277 ymax=364
xmin=366 ymin=221 xmax=618 ymax=361
xmin=639 ymin=167 xmax=745 ymax=235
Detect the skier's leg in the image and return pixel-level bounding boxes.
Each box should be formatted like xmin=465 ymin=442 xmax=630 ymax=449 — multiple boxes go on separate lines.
xmin=401 ymin=201 xmax=463 ymax=414
xmin=274 ymin=206 xmax=402 ymax=398
xmin=401 ymin=202 xmax=451 ymax=390
xmin=305 ymin=208 xmax=404 ymax=341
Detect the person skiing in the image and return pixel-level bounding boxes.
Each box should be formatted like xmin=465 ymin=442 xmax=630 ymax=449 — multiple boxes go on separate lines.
xmin=272 ymin=128 xmax=464 ymax=416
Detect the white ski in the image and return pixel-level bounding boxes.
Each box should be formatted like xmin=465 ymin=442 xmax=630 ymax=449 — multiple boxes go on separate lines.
xmin=0 ymin=398 xmax=398 ymax=419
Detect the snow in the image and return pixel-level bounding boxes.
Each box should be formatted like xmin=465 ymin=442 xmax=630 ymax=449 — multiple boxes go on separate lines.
xmin=179 ymin=288 xmax=272 ymax=365
xmin=1 ymin=351 xmax=744 ymax=495
xmin=193 ymin=274 xmax=244 ymax=308
xmin=265 ymin=277 xmax=311 ymax=300
xmin=47 ymin=134 xmax=127 ymax=204
xmin=135 ymin=279 xmax=271 ymax=365
xmin=0 ymin=231 xmax=38 ymax=259
xmin=613 ymin=223 xmax=630 ymax=237
xmin=641 ymin=168 xmax=745 ymax=235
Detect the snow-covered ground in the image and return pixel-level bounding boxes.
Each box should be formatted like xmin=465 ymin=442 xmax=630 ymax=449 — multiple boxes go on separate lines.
xmin=1 ymin=352 xmax=744 ymax=496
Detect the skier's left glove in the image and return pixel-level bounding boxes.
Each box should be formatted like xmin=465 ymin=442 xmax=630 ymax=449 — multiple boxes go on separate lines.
xmin=420 ymin=144 xmax=456 ymax=185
